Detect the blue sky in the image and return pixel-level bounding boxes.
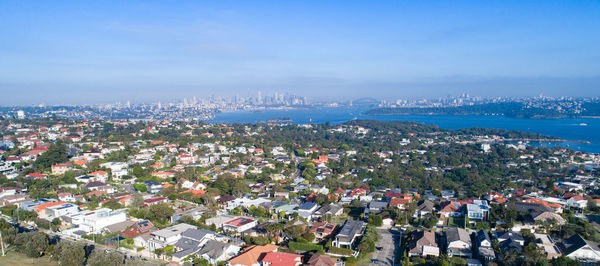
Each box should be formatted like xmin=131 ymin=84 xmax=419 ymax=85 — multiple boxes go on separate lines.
xmin=1 ymin=1 xmax=599 ymax=105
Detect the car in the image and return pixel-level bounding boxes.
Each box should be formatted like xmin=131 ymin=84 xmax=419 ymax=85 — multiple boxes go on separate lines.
xmin=371 ymin=259 xmax=379 ymax=263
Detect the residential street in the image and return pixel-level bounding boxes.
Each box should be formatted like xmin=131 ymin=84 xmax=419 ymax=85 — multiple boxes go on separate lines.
xmin=370 ymin=228 xmax=400 ymax=266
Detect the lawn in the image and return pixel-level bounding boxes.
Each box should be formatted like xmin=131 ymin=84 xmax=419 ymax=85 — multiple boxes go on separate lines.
xmin=0 ymin=249 xmax=57 ymax=266
xmin=447 ymin=217 xmax=466 ymax=228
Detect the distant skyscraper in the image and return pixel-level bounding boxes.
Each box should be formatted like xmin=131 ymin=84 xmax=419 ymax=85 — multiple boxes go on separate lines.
xmin=258 ymin=91 xmax=263 ymax=104
xmin=16 ymin=110 xmax=25 ymax=119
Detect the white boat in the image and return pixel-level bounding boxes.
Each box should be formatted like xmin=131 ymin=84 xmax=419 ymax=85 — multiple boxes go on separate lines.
xmin=579 ymin=123 xmax=588 ymax=126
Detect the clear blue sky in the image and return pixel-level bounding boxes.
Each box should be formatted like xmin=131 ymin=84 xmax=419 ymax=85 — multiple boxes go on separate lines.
xmin=1 ymin=0 xmax=599 ymax=105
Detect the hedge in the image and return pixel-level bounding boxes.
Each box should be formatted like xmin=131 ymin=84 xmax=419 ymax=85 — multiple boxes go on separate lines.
xmin=133 ymin=184 xmax=147 ymax=192
xmin=328 ymin=246 xmax=354 ymax=256
xmin=288 ymin=241 xmax=323 ymax=251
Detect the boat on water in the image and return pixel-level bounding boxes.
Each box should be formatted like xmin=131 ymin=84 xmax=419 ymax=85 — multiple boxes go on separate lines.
xmin=579 ymin=123 xmax=588 ymax=126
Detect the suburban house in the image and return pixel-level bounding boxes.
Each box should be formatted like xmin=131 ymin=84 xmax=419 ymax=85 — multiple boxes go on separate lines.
xmin=560 ymin=234 xmax=600 ymax=264
xmin=148 ymin=223 xmax=197 ymax=252
xmin=475 ymin=230 xmax=496 ymax=261
xmin=121 ymin=220 xmax=157 ymax=239
xmin=51 ymin=163 xmax=72 ymax=175
xmin=494 ymin=231 xmax=525 ymax=246
xmin=170 ymin=228 xmax=218 ymax=263
xmin=414 ymin=200 xmax=435 ymax=218
xmin=466 ymin=200 xmax=489 ymax=221
xmin=534 ymin=233 xmax=562 ymax=260
xmin=533 ymin=211 xmax=566 ymax=224
xmin=197 ymin=239 xmax=241 ymax=265
xmin=223 ymin=217 xmax=258 ymax=233
xmin=296 ymin=202 xmax=319 ymax=220
xmin=63 ymin=208 xmax=127 ymax=233
xmin=145 ymin=180 xmax=163 ymax=194
xmin=310 ymin=222 xmax=337 ymax=240
xmin=45 ymin=203 xmax=79 ymax=219
xmin=261 ymin=252 xmax=303 ymax=266
xmin=439 ymin=201 xmax=463 ymax=217
xmin=81 ymin=181 xmax=113 ymax=193
xmin=306 ymin=254 xmax=342 ymax=266
xmin=495 ymin=231 xmax=525 ymax=254
xmin=313 ymin=203 xmax=343 ymax=219
xmin=227 ymin=244 xmax=279 ymax=266
xmin=407 ymin=230 xmax=440 ymax=258
xmin=446 ymin=227 xmax=472 ymax=258
xmin=332 ymin=220 xmax=365 ymax=249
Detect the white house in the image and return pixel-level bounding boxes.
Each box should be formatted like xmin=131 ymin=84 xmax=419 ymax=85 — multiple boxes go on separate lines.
xmin=562 ymin=234 xmax=600 ymax=264
xmin=148 ymin=223 xmax=197 ymax=252
xmin=45 ymin=203 xmax=79 ymax=219
xmin=63 ymin=208 xmax=127 ymax=233
xmin=222 ymin=217 xmax=257 ymax=233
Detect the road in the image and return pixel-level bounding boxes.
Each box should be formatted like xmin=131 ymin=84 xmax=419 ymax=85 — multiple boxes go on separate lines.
xmin=370 ymin=228 xmax=400 ymax=266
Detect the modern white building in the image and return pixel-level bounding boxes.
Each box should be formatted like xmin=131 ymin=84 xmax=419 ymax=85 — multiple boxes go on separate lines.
xmin=100 ymin=162 xmax=129 ymax=180
xmin=148 ymin=223 xmax=197 ymax=252
xmin=63 ymin=208 xmax=127 ymax=233
xmin=332 ymin=220 xmax=365 ymax=249
xmin=45 ymin=203 xmax=80 ymax=219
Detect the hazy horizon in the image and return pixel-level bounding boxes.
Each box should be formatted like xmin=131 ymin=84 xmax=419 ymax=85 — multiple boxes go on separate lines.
xmin=1 ymin=1 xmax=599 ymax=105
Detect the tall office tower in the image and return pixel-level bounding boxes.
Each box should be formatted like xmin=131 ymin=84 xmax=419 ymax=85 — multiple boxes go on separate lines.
xmin=258 ymin=91 xmax=263 ymax=104
xmin=16 ymin=110 xmax=25 ymax=119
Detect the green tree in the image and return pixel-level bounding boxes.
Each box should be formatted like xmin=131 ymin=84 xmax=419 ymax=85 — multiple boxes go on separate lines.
xmin=15 ymin=231 xmax=49 ymax=258
xmin=52 ymin=241 xmax=87 ymax=266
xmin=148 ymin=203 xmax=175 ymax=223
xmin=88 ymin=250 xmax=124 ymax=266
xmin=368 ymin=214 xmax=383 ymax=226
xmin=550 ymin=256 xmax=580 ymax=266
xmin=33 ymin=142 xmax=68 ymax=170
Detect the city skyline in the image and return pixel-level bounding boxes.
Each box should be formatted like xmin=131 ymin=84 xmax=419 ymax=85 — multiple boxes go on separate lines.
xmin=1 ymin=1 xmax=600 ymax=105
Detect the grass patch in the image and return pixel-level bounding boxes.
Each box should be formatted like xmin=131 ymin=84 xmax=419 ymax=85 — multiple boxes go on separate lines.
xmin=447 ymin=217 xmax=465 ymax=228
xmin=347 ymin=207 xmax=365 ymax=220
xmin=288 ymin=241 xmax=323 ymax=251
xmin=0 ymin=248 xmax=57 ymax=266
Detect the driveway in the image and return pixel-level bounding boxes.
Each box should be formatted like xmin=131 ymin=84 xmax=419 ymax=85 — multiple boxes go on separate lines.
xmin=370 ymin=228 xmax=399 ymax=266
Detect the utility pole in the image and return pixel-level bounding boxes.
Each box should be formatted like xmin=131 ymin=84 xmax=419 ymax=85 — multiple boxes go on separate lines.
xmin=0 ymin=231 xmax=5 ymax=256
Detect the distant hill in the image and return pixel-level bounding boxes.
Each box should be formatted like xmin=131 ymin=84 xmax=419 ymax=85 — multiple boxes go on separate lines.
xmin=365 ymin=101 xmax=600 ymax=119
xmin=352 ymin=97 xmax=379 ymax=106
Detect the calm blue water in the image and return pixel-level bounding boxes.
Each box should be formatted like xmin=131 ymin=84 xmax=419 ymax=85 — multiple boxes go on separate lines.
xmin=209 ymin=107 xmax=600 ymax=154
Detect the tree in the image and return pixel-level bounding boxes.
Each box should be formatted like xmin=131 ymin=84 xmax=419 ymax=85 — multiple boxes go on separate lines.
xmin=213 ymin=176 xmax=231 ymax=194
xmin=149 ymin=203 xmax=175 ymax=223
xmin=33 ymin=142 xmax=68 ymax=170
xmin=15 ymin=231 xmax=49 ymax=258
xmin=368 ymin=214 xmax=383 ymax=226
xmin=52 ymin=241 xmax=87 ymax=266
xmin=550 ymin=256 xmax=580 ymax=266
xmin=523 ymin=242 xmax=545 ymax=264
xmin=0 ymin=223 xmax=17 ymax=248
xmin=51 ymin=217 xmax=62 ymax=231
xmin=131 ymin=194 xmax=145 ymax=209
xmin=232 ymin=181 xmax=250 ymax=197
xmin=88 ymin=250 xmax=124 ymax=266
xmin=103 ymin=199 xmax=124 ymax=210
xmin=133 ymin=184 xmax=147 ymax=192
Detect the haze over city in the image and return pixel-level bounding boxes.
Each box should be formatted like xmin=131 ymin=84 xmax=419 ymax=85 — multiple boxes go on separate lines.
xmin=1 ymin=1 xmax=599 ymax=105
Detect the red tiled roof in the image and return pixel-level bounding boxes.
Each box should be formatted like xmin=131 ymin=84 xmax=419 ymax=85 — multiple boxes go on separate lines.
xmin=261 ymin=252 xmax=302 ymax=266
